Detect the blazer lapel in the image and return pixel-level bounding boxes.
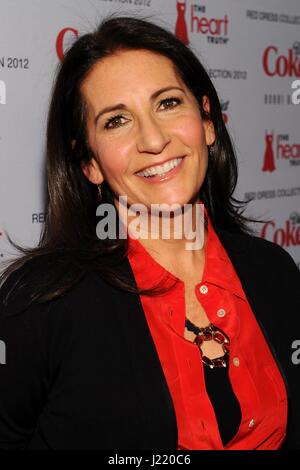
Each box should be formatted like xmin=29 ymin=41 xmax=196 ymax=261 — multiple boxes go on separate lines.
xmin=217 ymin=229 xmax=291 ymax=396
xmin=115 ymin=255 xmax=178 ymax=449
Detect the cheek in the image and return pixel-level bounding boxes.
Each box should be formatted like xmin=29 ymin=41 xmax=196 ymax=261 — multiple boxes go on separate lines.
xmin=95 ymin=139 xmax=131 ymax=181
xmin=177 ymin=116 xmax=206 ymax=149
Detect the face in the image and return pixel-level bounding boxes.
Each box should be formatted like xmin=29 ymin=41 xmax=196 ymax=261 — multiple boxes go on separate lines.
xmin=81 ymin=49 xmax=215 ymax=210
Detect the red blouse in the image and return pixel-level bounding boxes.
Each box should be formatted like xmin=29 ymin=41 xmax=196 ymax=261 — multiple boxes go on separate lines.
xmin=127 ymin=206 xmax=288 ymax=450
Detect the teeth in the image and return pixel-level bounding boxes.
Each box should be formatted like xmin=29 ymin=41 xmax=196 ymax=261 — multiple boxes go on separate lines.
xmin=136 ymin=157 xmax=182 ymax=177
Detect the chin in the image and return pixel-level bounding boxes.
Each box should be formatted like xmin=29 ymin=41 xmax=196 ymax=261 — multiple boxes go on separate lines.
xmin=149 ymin=196 xmax=193 ymax=210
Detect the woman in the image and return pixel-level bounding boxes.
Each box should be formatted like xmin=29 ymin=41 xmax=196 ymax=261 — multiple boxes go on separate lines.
xmin=0 ymin=15 xmax=299 ymax=450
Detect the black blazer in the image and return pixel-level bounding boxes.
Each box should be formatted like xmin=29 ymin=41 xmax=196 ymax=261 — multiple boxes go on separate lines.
xmin=0 ymin=230 xmax=299 ymax=450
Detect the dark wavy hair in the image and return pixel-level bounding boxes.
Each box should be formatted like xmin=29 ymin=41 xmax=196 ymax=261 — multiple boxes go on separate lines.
xmin=0 ymin=13 xmax=262 ymax=306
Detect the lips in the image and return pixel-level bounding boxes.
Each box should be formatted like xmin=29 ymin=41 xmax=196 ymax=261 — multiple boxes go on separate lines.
xmin=135 ymin=156 xmax=185 ymax=184
xmin=135 ymin=156 xmax=184 ymax=175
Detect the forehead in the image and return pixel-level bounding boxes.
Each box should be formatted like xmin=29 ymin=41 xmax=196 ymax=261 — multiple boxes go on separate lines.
xmin=81 ymin=49 xmax=184 ymax=106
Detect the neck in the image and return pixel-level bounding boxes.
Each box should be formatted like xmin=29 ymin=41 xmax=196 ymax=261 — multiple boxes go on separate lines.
xmin=117 ymin=199 xmax=208 ymax=277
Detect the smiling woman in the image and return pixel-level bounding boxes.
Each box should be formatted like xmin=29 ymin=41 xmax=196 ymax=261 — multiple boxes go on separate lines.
xmin=0 ymin=14 xmax=299 ymax=451
xmin=80 ymin=48 xmax=214 ymax=210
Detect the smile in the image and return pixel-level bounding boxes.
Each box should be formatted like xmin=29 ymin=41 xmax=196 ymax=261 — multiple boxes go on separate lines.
xmin=135 ymin=157 xmax=185 ymax=182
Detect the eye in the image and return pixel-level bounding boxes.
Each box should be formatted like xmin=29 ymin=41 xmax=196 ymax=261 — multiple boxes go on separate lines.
xmin=103 ymin=96 xmax=182 ymax=130
xmin=104 ymin=114 xmax=128 ymax=130
xmin=159 ymin=96 xmax=182 ymax=110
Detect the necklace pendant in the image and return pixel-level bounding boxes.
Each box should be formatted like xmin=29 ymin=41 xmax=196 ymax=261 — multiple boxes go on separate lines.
xmin=186 ymin=318 xmax=230 ymax=368
xmin=194 ymin=335 xmax=204 ymax=347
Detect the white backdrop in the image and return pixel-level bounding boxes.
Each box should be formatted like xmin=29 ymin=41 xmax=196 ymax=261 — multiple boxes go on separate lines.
xmin=0 ymin=0 xmax=299 ymax=268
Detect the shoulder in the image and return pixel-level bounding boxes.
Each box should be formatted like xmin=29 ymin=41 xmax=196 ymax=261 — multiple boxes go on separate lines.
xmin=0 ymin=260 xmax=118 ymax=378
xmin=0 ymin=259 xmax=112 ymax=321
xmin=218 ymin=229 xmax=300 ymax=299
xmin=218 ymin=229 xmax=299 ymax=270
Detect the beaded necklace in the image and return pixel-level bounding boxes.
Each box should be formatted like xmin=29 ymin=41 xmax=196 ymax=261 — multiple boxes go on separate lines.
xmin=185 ymin=318 xmax=230 ymax=369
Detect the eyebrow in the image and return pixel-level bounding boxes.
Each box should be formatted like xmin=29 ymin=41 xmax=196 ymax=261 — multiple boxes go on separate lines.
xmin=94 ymin=86 xmax=185 ymax=126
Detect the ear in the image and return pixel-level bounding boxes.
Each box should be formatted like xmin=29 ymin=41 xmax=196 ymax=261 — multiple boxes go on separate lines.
xmin=81 ymin=157 xmax=104 ymax=185
xmin=202 ymin=95 xmax=216 ymax=147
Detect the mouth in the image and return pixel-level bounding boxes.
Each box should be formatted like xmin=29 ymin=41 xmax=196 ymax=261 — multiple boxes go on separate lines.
xmin=134 ymin=156 xmax=185 ymax=184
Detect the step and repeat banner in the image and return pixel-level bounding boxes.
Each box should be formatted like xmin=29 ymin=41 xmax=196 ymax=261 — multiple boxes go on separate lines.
xmin=0 ymin=0 xmax=299 ymax=268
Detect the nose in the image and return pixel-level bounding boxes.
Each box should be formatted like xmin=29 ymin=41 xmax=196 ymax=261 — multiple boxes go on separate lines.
xmin=136 ymin=114 xmax=171 ymax=154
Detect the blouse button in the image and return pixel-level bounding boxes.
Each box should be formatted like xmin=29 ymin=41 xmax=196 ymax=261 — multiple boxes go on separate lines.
xmin=217 ymin=308 xmax=226 ymax=318
xmin=199 ymin=285 xmax=208 ymax=295
xmin=233 ymin=357 xmax=240 ymax=367
xmin=248 ymin=418 xmax=256 ymax=429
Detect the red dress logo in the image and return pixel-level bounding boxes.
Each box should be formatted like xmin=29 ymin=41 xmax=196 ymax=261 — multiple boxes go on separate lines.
xmin=175 ymin=0 xmax=189 ymax=45
xmin=262 ymin=132 xmax=276 ymax=172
